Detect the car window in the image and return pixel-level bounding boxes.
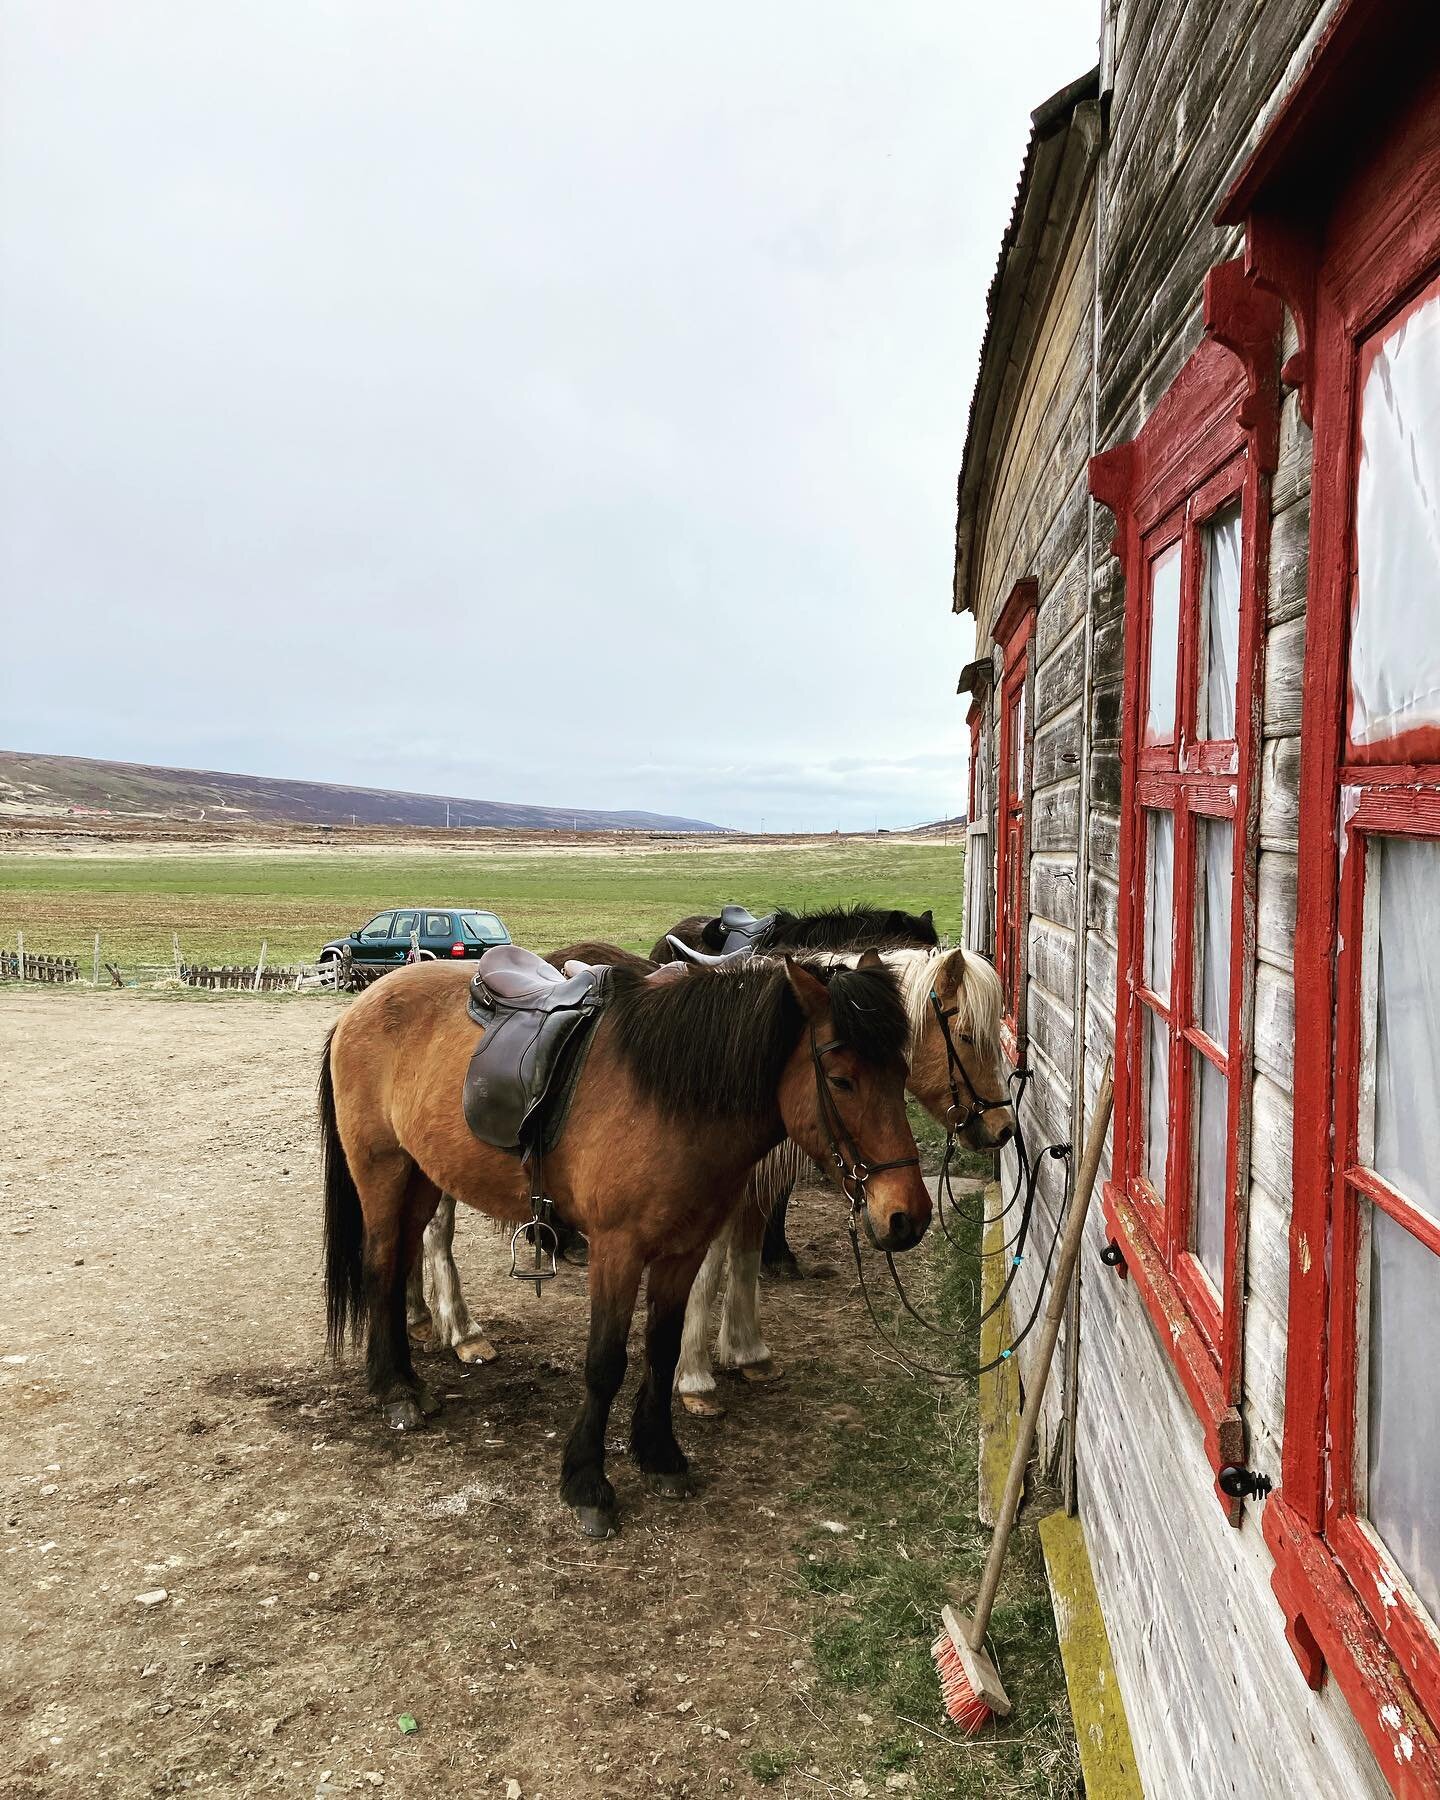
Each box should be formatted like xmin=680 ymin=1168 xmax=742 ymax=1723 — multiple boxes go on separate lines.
xmin=424 ymin=914 xmax=451 ymax=936
xmin=460 ymin=912 xmax=506 ymax=942
xmin=358 ymin=914 xmax=394 ymax=941
xmin=392 ymin=911 xmax=418 ymax=940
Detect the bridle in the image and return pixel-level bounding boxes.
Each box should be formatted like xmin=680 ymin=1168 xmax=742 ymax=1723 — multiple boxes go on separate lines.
xmin=809 ymin=1028 xmax=919 ymax=1249
xmin=928 ymin=989 xmax=1013 ymax=1134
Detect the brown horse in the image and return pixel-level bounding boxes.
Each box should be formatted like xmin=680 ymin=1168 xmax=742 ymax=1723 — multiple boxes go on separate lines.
xmin=651 ymin=902 xmax=938 ymax=964
xmin=319 ymin=951 xmax=930 ymax=1537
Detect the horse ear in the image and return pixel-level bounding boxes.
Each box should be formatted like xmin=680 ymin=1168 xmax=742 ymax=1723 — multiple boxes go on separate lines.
xmin=920 ymin=909 xmax=934 ymax=929
xmin=940 ymin=944 xmax=967 ymax=989
xmin=783 ymin=956 xmax=829 ymax=1021
xmin=857 ymin=947 xmax=883 ymax=969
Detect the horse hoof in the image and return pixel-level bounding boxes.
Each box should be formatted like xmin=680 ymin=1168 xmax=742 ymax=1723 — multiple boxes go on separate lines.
xmin=576 ymin=1506 xmax=618 ymax=1540
xmin=761 ymin=1257 xmax=803 ymax=1283
xmin=382 ymin=1397 xmax=427 ymax=1431
xmin=416 ymin=1383 xmax=443 ymax=1417
xmin=739 ymin=1359 xmax=783 ymax=1385
xmin=408 ymin=1317 xmax=434 ymax=1347
xmin=454 ymin=1335 xmax=499 ymax=1365
xmin=680 ymin=1391 xmax=727 ymax=1418
xmin=648 ymin=1471 xmax=695 ymax=1501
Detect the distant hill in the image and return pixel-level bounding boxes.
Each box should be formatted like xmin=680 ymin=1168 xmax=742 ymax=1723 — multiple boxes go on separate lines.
xmin=0 ymin=751 xmax=729 ymax=834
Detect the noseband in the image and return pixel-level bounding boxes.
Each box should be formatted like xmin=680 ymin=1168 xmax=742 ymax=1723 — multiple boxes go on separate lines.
xmin=809 ymin=1029 xmax=919 ymax=1248
xmin=928 ymin=989 xmax=1011 ymax=1133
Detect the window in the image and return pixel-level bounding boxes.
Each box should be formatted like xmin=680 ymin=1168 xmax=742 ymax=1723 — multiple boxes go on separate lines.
xmin=424 ymin=914 xmax=452 ymax=936
xmin=993 ymin=580 xmax=1036 ymax=1057
xmin=461 ymin=911 xmax=507 ymax=944
xmin=1088 ymin=263 xmax=1279 ymax=1498
xmin=358 ymin=913 xmax=394 ymax=941
xmin=964 ymin=698 xmax=993 ymax=956
xmin=1127 ymin=474 xmax=1249 ymax=1364
xmin=391 ymin=911 xmax=418 ymax=940
xmin=1225 ymin=31 xmax=1440 ymax=1773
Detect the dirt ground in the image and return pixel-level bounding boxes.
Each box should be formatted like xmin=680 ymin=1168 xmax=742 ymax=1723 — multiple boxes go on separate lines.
xmin=1 ymin=989 xmax=985 ymax=1800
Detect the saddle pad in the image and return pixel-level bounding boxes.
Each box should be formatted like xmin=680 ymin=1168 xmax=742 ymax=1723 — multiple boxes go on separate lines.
xmin=462 ymin=960 xmax=612 ymax=1154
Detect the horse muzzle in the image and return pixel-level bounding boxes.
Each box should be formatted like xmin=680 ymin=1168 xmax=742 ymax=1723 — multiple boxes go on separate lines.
xmin=864 ymin=1171 xmax=932 ymax=1253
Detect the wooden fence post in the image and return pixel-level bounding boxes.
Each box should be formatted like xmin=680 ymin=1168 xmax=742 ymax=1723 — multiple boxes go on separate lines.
xmin=93 ymin=934 xmax=102 ymax=987
xmin=253 ymin=940 xmax=268 ymax=992
xmin=16 ymin=930 xmax=24 ymax=982
xmin=173 ymin=933 xmax=182 ymax=981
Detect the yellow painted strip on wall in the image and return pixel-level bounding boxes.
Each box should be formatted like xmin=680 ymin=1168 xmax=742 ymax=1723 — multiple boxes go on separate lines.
xmin=1039 ymin=1509 xmax=1146 ymax=1800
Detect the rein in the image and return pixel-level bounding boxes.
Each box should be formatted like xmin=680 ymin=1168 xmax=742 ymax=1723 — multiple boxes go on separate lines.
xmin=845 ymin=995 xmax=1077 ymax=1381
xmin=810 ymin=1028 xmax=919 ymax=1246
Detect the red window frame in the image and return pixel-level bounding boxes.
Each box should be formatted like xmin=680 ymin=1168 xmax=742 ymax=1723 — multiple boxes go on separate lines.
xmin=993 ymin=579 xmax=1036 ymax=1061
xmin=1226 ymin=32 xmax=1440 ymax=1779
xmin=1088 ymin=260 xmax=1280 ymax=1509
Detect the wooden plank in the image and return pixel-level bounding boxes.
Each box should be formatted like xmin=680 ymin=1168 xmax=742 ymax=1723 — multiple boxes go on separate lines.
xmin=1037 ymin=1510 xmax=1146 ymax=1800
xmin=978 ymin=1180 xmax=1021 ymax=1527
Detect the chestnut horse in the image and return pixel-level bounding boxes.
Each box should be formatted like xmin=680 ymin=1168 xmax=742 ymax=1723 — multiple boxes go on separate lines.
xmin=319 ymin=952 xmax=930 ymax=1537
xmin=675 ymin=943 xmax=1012 ymax=1412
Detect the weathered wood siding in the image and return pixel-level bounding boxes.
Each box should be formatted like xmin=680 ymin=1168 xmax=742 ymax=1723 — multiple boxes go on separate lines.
xmin=961 ymin=0 xmax=1405 ymax=1790
xmin=1072 ymin=1 xmax=1385 ymax=1791
xmin=972 ymin=186 xmax=1097 ymax=1464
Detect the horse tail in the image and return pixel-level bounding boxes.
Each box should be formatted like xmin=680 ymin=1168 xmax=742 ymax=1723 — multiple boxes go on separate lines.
xmin=319 ymin=1025 xmax=364 ymax=1358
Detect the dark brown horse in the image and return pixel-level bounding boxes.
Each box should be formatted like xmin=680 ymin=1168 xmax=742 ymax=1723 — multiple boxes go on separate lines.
xmin=651 ymin=902 xmax=938 ymax=964
xmin=320 ymin=952 xmax=929 ymax=1537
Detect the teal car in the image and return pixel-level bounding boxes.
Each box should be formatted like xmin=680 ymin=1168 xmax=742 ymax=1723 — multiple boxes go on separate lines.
xmin=319 ymin=907 xmax=512 ymax=967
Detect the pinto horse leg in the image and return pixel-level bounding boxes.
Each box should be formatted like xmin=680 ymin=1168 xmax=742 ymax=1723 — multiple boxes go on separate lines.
xmin=632 ymin=1248 xmax=706 ymax=1494
xmin=560 ymin=1243 xmax=643 ymax=1539
xmin=675 ymin=1223 xmax=729 ymax=1417
xmin=716 ymin=1196 xmax=780 ymax=1383
xmin=415 ymin=1193 xmax=498 ymax=1364
xmin=363 ymin=1159 xmax=442 ymax=1430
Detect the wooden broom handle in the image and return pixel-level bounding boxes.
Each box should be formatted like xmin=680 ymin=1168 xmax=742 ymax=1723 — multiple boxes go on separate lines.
xmin=967 ymin=1059 xmax=1114 ymax=1650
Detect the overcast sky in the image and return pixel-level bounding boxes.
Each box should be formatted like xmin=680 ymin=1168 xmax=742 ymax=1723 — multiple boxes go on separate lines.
xmin=0 ymin=2 xmax=1097 ymax=831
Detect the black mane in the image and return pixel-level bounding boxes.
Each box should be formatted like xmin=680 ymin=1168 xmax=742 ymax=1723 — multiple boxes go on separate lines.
xmin=753 ymin=903 xmax=937 ymax=953
xmin=605 ymin=958 xmax=909 ymax=1120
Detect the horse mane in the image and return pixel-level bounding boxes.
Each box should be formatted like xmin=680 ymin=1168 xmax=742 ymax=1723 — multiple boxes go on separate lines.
xmin=812 ymin=945 xmax=1004 ymax=1065
xmin=604 ymin=958 xmax=910 ymax=1120
xmin=752 ymin=903 xmax=937 ymax=952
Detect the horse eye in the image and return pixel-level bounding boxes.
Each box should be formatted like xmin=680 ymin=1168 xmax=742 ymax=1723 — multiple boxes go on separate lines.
xmin=828 ymin=1075 xmax=856 ymax=1093
xmin=957 ymin=1033 xmax=975 ymax=1046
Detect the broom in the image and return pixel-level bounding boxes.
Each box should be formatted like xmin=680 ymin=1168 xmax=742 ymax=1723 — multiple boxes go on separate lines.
xmin=932 ymin=1059 xmax=1114 ymax=1733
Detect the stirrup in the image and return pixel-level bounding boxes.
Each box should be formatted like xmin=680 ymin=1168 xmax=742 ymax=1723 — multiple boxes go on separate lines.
xmin=510 ymin=1217 xmax=559 ymax=1296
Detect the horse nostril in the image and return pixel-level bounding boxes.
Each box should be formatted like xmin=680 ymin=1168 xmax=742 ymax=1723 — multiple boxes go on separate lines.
xmin=992 ymin=1123 xmax=1014 ymax=1148
xmin=887 ymin=1212 xmax=915 ymax=1249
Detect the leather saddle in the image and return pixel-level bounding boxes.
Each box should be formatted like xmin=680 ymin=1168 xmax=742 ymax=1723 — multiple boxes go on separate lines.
xmin=462 ymin=946 xmax=613 ymax=1155
xmin=716 ymin=903 xmax=776 ymax=954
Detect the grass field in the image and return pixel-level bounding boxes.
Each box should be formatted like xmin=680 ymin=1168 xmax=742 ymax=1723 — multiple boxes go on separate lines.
xmin=0 ymin=838 xmax=964 ymax=968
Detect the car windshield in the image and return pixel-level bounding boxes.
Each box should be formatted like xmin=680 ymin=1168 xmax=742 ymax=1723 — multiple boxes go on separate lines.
xmin=459 ymin=912 xmax=507 ymax=943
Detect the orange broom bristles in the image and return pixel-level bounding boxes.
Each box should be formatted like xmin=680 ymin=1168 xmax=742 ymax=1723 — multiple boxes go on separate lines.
xmin=931 ymin=1629 xmax=994 ymax=1735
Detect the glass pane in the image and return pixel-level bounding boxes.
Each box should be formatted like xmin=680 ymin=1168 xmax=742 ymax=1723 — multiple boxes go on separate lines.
xmin=1146 ymin=543 xmax=1182 ymax=744
xmin=1144 ymin=810 xmax=1174 ymax=1003
xmin=1145 ymin=1008 xmax=1170 ymax=1201
xmin=1351 ymin=280 xmax=1440 ymax=749
xmin=1367 ymin=1203 xmax=1440 ymax=1624
xmin=1011 ymin=687 xmax=1026 ymax=805
xmin=1201 ymin=504 xmax=1242 ymax=741
xmin=1371 ymin=836 xmax=1440 ymax=1224
xmin=1196 ymin=816 xmax=1234 ymax=1050
xmin=1191 ymin=1051 xmax=1228 ymax=1290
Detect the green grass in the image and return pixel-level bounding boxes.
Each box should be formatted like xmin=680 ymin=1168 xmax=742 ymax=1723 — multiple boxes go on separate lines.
xmin=0 ymin=839 xmax=964 ymax=969
xmin=772 ymin=1199 xmax=1079 ymax=1799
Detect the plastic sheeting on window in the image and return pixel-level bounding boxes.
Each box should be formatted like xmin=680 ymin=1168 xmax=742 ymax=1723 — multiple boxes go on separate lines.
xmin=1011 ymin=686 xmax=1027 ymax=804
xmin=1147 ymin=543 xmax=1182 ymax=744
xmin=1145 ymin=810 xmax=1174 ymax=1002
xmin=1351 ymin=282 xmax=1440 ymax=749
xmin=1371 ymin=836 xmax=1440 ymax=1225
xmin=1367 ymin=1200 xmax=1440 ymax=1626
xmin=1202 ymin=505 xmax=1242 ymax=741
xmin=1145 ymin=1008 xmax=1169 ymax=1201
xmin=1197 ymin=816 xmax=1234 ymax=1050
xmin=1192 ymin=1050 xmax=1228 ymax=1292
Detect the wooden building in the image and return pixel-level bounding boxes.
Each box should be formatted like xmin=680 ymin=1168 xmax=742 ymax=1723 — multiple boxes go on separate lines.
xmin=955 ymin=1 xmax=1440 ymax=1791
